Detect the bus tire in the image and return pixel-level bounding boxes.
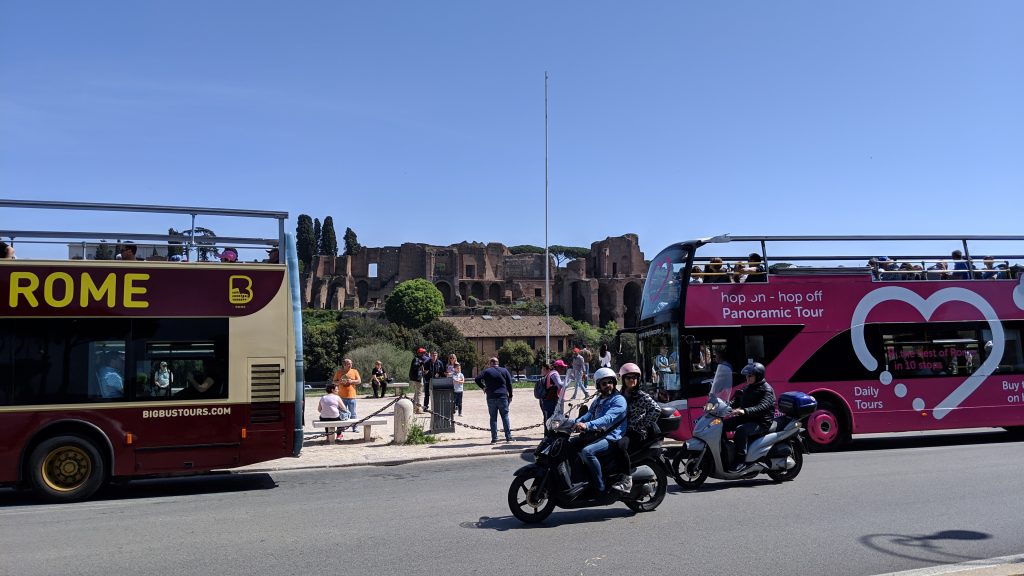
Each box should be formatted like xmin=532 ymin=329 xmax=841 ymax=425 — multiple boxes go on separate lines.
xmin=28 ymin=435 xmax=107 ymax=503
xmin=806 ymin=398 xmax=849 ymax=452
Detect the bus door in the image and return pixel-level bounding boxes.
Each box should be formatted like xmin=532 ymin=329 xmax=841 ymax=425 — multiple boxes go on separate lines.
xmin=679 ymin=330 xmax=742 ymax=433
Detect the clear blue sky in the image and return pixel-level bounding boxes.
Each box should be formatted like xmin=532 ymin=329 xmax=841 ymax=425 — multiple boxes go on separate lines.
xmin=2 ymin=1 xmax=1022 ymax=262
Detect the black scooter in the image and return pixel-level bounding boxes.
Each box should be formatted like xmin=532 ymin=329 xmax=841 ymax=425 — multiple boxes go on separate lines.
xmin=507 ymin=403 xmax=680 ymax=523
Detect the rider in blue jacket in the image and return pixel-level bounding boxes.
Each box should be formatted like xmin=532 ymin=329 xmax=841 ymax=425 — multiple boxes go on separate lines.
xmin=571 ymin=367 xmax=627 ymax=493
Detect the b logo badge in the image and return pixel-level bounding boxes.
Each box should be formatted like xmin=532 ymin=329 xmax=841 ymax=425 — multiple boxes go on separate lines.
xmin=229 ymin=275 xmax=254 ymax=305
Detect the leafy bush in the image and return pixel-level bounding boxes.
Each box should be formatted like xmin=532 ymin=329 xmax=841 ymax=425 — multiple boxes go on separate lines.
xmin=303 ymin=322 xmax=340 ymax=382
xmin=346 ymin=342 xmax=413 ymax=387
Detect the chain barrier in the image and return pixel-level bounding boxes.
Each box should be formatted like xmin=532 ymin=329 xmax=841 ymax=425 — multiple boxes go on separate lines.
xmin=304 ymin=394 xmax=405 ymax=441
xmin=305 ymin=388 xmax=601 ymax=440
xmin=418 ymin=388 xmax=600 ymax=433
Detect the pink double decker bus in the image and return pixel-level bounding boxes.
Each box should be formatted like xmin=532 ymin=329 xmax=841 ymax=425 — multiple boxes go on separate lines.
xmin=0 ymin=200 xmax=305 ymax=502
xmin=628 ymin=235 xmax=1024 ymax=451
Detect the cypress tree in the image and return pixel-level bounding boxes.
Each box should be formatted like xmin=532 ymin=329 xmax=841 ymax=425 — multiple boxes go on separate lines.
xmin=343 ymin=227 xmax=362 ymax=256
xmin=296 ymin=214 xmax=315 ymax=268
xmin=320 ymin=216 xmax=338 ymax=257
xmin=313 ymin=218 xmax=322 ymax=255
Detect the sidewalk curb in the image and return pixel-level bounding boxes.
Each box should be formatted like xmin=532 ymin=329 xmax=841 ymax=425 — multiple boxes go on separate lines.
xmin=232 ymin=446 xmax=536 ymax=474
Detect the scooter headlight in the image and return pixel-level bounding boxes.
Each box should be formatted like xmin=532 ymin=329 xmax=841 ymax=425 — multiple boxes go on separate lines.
xmin=704 ymin=402 xmax=714 ymax=412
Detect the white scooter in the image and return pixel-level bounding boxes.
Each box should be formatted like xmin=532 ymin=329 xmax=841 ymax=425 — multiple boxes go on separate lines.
xmin=671 ymin=364 xmax=817 ymax=489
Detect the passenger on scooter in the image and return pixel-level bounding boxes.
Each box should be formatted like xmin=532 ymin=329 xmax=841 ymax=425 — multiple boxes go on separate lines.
xmin=725 ymin=362 xmax=776 ymax=472
xmin=569 ymin=367 xmax=628 ymax=493
xmin=612 ymin=363 xmax=662 ymax=493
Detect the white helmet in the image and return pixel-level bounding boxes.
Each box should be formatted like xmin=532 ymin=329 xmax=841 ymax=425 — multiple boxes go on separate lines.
xmin=593 ymin=367 xmax=618 ymax=385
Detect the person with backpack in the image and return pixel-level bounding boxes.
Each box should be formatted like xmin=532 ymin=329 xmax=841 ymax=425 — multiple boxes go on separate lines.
xmin=536 ymin=362 xmax=563 ymax=438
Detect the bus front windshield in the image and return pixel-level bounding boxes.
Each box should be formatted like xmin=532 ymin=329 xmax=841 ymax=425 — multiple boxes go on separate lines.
xmin=640 ymin=246 xmax=689 ymax=321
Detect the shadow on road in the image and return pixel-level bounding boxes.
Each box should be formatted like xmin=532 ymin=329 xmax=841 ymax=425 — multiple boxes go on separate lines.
xmin=460 ymin=508 xmax=634 ymax=531
xmin=846 ymin=429 xmax=1020 ymax=452
xmin=858 ymin=529 xmax=992 ymax=564
xmin=666 ymin=477 xmax=779 ymax=495
xmin=0 ymin=472 xmax=277 ymax=507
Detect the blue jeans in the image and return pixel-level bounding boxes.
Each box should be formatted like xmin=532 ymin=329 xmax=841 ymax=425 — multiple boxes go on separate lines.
xmin=540 ymin=399 xmax=558 ymax=438
xmin=487 ymin=397 xmax=511 ymax=441
xmin=579 ymin=438 xmax=612 ymax=492
xmin=342 ymin=399 xmax=357 ymax=430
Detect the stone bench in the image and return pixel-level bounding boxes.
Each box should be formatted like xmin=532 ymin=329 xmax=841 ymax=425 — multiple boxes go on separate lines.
xmin=312 ymin=418 xmax=387 ymax=442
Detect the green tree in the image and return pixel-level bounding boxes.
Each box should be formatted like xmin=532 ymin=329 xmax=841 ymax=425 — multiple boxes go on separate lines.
xmin=167 ymin=228 xmax=184 ymax=258
xmin=303 ymin=322 xmax=340 ymax=382
xmin=335 ymin=316 xmax=391 ymax=356
xmin=94 ymin=240 xmax=113 ymax=260
xmin=180 ymin=227 xmax=217 ymax=261
xmin=508 ymin=245 xmax=544 ymax=255
xmin=296 ymin=214 xmax=315 ymax=268
xmin=497 ymin=340 xmax=535 ymax=376
xmin=343 ymin=227 xmax=362 ymax=256
xmin=313 ymin=218 xmax=322 ymax=255
xmin=550 ymin=245 xmax=591 ymax=267
xmin=561 ymin=316 xmax=601 ymax=349
xmin=421 ymin=319 xmax=479 ymax=375
xmin=385 ymin=279 xmax=444 ymax=329
xmin=320 ymin=216 xmax=338 ymax=257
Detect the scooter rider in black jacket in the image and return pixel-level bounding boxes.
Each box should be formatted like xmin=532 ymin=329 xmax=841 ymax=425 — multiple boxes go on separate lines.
xmin=725 ymin=362 xmax=775 ymax=472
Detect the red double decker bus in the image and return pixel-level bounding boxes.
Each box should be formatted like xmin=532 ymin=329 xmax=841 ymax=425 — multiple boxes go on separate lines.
xmin=627 ymin=235 xmax=1024 ymax=451
xmin=0 ymin=200 xmax=304 ymax=502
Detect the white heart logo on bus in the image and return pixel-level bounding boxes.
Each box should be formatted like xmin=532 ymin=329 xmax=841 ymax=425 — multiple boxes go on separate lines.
xmin=850 ymin=287 xmax=1005 ymax=420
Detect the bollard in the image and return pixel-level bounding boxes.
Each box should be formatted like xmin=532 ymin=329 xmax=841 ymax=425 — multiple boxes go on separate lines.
xmin=326 ymin=428 xmax=336 ymax=444
xmin=394 ymin=398 xmax=414 ymax=444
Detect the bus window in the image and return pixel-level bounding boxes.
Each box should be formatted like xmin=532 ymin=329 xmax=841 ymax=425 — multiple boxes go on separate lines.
xmin=131 ymin=318 xmax=228 ymax=400
xmin=981 ymin=325 xmax=1024 ymax=373
xmin=685 ymin=337 xmax=730 ymax=397
xmin=881 ymin=328 xmax=980 ymax=378
xmin=0 ymin=329 xmax=10 ymax=405
xmin=10 ymin=319 xmax=130 ymax=405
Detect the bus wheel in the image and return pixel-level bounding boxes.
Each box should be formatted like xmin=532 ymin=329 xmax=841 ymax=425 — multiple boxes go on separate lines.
xmin=806 ymin=400 xmax=848 ymax=452
xmin=28 ymin=436 xmax=107 ymax=503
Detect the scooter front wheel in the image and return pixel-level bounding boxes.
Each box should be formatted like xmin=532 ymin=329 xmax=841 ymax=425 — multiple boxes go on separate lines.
xmin=508 ymin=474 xmax=556 ymax=523
xmin=671 ymin=450 xmax=710 ymax=490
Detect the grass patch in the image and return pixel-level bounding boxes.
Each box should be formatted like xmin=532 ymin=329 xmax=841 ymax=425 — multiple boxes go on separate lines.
xmin=403 ymin=423 xmax=437 ymax=445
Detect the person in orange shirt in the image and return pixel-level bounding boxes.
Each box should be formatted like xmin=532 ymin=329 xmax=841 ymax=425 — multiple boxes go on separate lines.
xmin=333 ymin=358 xmax=362 ymax=431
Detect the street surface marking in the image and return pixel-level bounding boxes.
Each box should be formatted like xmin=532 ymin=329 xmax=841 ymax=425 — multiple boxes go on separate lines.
xmin=874 ymin=553 xmax=1024 ymax=576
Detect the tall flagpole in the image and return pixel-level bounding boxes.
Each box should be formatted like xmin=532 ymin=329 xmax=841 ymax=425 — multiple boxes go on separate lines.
xmin=544 ymin=72 xmax=551 ymax=361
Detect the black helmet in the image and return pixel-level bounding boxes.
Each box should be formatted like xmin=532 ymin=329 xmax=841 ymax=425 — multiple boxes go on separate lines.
xmin=741 ymin=362 xmax=766 ymax=381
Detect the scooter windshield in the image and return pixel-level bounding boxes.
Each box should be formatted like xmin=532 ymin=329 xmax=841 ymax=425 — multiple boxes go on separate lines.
xmin=708 ymin=362 xmax=734 ymax=403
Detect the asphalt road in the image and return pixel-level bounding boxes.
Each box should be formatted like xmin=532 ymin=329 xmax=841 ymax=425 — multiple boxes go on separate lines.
xmin=1 ymin=430 xmax=1022 ymax=576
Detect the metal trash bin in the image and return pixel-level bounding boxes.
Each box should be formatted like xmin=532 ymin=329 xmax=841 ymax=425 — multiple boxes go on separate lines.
xmin=429 ymin=377 xmax=455 ymax=433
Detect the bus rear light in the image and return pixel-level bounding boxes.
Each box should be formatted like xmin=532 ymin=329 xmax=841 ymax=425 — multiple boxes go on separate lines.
xmin=126 ymin=433 xmax=134 ymax=445
xmin=241 ymin=428 xmax=247 ymax=439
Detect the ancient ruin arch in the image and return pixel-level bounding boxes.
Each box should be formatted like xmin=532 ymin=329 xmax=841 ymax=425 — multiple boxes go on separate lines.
xmin=471 ymin=282 xmax=485 ymax=300
xmin=356 ymin=281 xmax=369 ymax=308
xmin=435 ymin=281 xmax=452 ymax=305
xmin=489 ymin=283 xmax=502 ymax=303
xmin=598 ymin=283 xmax=614 ymax=326
xmin=459 ymin=282 xmax=468 ymax=303
xmin=570 ymin=281 xmax=587 ymax=322
xmin=623 ymin=282 xmax=642 ymax=328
